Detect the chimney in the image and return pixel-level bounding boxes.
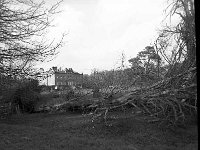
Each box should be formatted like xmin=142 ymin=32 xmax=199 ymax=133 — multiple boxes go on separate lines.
xmin=52 ymin=66 xmax=57 ymax=72
xmin=65 ymin=68 xmax=69 ymax=73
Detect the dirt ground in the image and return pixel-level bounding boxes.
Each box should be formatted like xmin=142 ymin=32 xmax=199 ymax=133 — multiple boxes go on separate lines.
xmin=0 ymin=111 xmax=198 ymax=150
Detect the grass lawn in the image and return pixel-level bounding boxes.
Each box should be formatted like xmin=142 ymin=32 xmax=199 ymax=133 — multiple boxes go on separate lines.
xmin=0 ymin=111 xmax=198 ymax=150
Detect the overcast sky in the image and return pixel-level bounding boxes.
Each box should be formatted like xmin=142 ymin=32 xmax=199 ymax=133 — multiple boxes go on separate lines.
xmin=36 ymin=0 xmax=167 ymax=74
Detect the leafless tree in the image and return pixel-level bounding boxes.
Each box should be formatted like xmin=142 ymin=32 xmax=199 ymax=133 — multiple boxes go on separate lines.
xmin=0 ymin=0 xmax=65 ymax=78
xmin=156 ymin=0 xmax=195 ymax=74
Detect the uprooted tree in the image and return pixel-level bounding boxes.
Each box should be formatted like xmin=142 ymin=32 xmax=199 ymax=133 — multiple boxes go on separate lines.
xmin=89 ymin=0 xmax=196 ymax=126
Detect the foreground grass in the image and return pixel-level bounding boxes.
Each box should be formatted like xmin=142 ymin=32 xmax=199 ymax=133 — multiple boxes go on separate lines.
xmin=0 ymin=112 xmax=198 ymax=150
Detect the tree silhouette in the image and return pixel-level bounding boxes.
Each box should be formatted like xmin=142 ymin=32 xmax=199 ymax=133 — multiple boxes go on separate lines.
xmin=0 ymin=0 xmax=64 ymax=78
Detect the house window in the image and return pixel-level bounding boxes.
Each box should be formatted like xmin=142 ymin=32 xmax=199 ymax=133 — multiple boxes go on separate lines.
xmin=68 ymin=81 xmax=73 ymax=86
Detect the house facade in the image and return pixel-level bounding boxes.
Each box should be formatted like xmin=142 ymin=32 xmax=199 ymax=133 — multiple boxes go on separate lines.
xmin=40 ymin=67 xmax=83 ymax=88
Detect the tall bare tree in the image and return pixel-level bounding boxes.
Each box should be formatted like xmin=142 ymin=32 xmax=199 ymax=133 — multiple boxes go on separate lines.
xmin=160 ymin=0 xmax=195 ymax=72
xmin=0 ymin=0 xmax=65 ymax=78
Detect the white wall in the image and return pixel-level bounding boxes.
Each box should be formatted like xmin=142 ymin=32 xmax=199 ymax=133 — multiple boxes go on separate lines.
xmin=39 ymin=74 xmax=55 ymax=86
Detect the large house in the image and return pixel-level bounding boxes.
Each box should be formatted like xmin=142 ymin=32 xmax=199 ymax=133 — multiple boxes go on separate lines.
xmin=40 ymin=67 xmax=83 ymax=88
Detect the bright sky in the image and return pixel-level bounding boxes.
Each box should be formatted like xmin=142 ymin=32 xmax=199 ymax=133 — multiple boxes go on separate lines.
xmin=36 ymin=0 xmax=167 ymax=74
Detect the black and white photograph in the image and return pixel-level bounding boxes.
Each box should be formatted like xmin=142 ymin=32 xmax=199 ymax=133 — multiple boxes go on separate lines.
xmin=0 ymin=0 xmax=197 ymax=149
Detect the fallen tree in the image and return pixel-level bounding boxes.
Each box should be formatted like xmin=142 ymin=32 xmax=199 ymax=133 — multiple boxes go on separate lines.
xmin=89 ymin=67 xmax=196 ymax=126
xmin=87 ymin=0 xmax=196 ymax=126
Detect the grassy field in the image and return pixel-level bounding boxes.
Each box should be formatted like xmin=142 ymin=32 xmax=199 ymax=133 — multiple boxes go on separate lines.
xmin=0 ymin=110 xmax=198 ymax=150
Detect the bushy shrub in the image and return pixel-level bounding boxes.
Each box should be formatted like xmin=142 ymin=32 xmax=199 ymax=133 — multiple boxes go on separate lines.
xmin=10 ymin=79 xmax=41 ymax=113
